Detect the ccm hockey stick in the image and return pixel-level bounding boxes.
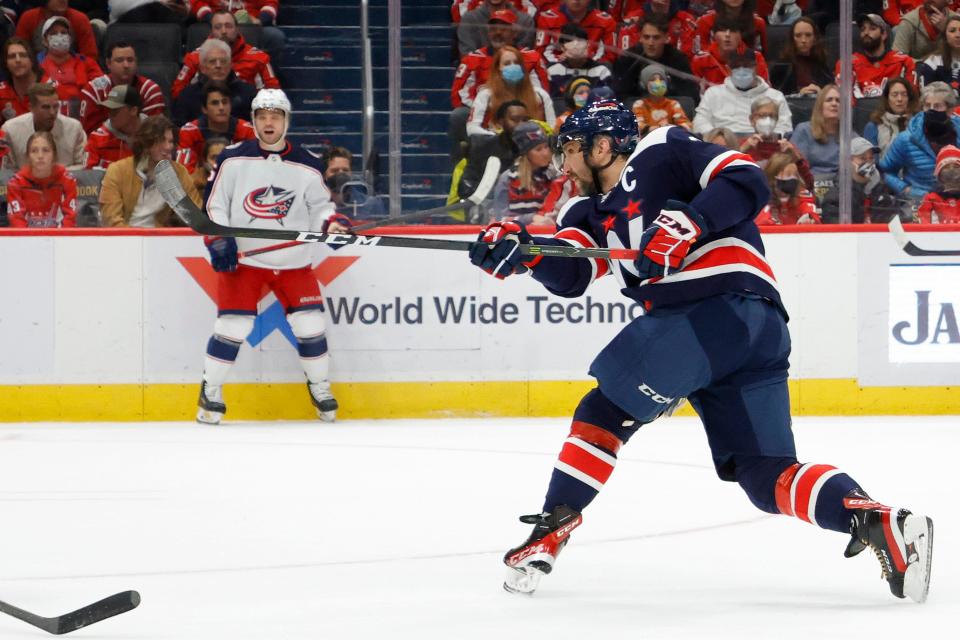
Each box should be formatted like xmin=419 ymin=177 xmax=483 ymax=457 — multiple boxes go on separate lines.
xmin=0 ymin=591 xmax=140 ymax=635
xmin=238 ymin=156 xmax=502 ymax=259
xmin=155 ymin=161 xmax=639 ymax=260
xmin=889 ymin=216 xmax=960 ymax=256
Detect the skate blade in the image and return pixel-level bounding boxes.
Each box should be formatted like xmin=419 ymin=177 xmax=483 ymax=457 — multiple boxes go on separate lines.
xmin=317 ymin=410 xmax=337 ymax=423
xmin=902 ymin=515 xmax=934 ymax=604
xmin=503 ymin=566 xmax=543 ymax=595
xmin=196 ymin=408 xmax=223 ymax=425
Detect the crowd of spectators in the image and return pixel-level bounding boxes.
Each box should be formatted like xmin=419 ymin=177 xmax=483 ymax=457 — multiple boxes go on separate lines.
xmin=451 ymin=0 xmax=960 ymax=225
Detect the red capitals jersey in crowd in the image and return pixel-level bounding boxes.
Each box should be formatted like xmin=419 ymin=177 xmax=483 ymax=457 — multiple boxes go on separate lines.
xmin=175 ymin=116 xmax=256 ymax=172
xmin=691 ymin=42 xmax=769 ymax=86
xmin=0 ymin=81 xmax=30 ymax=125
xmin=617 ymin=7 xmax=698 ymax=59
xmin=450 ymin=0 xmax=541 ymax=22
xmin=839 ymin=50 xmax=917 ymax=99
xmin=79 ymin=73 xmax=166 ymax=133
xmin=452 ymin=46 xmax=548 ymax=108
xmin=536 ymin=8 xmax=618 ymax=64
xmin=191 ymin=0 xmax=279 ymax=22
xmin=172 ymin=35 xmax=279 ymax=99
xmin=84 ymin=123 xmax=133 ymax=170
xmin=755 ymin=191 xmax=820 ymax=225
xmin=882 ymin=0 xmax=924 ymax=26
xmin=39 ymin=53 xmax=103 ymax=115
xmin=6 ymin=164 xmax=77 ymax=228
xmin=918 ymin=190 xmax=960 ymax=223
xmin=694 ymin=10 xmax=768 ymax=55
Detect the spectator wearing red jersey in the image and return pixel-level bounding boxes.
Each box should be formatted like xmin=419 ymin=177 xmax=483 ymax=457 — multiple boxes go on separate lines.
xmin=15 ymin=0 xmax=98 ymax=60
xmin=6 ymin=130 xmax=77 ymax=227
xmin=467 ymin=45 xmax=554 ymax=137
xmin=172 ymin=10 xmax=278 ymax=100
xmin=84 ymin=84 xmax=141 ymax=170
xmin=883 ymin=0 xmax=928 ymax=27
xmin=842 ymin=14 xmax=917 ymax=99
xmin=691 ymin=18 xmax=769 ymax=88
xmin=452 ymin=0 xmax=539 ymax=23
xmin=175 ymin=82 xmax=255 ymax=173
xmin=773 ymin=17 xmax=833 ymax=97
xmin=79 ymin=41 xmax=164 ymax=134
xmin=612 ymin=16 xmax=700 ymax=103
xmin=191 ymin=1 xmax=285 ymax=70
xmin=535 ymin=0 xmax=618 ymax=65
xmin=631 ymin=64 xmax=692 ymax=133
xmin=616 ymin=0 xmax=698 ymax=59
xmin=918 ymin=143 xmax=960 ymax=222
xmin=172 ymin=38 xmax=257 ymax=126
xmin=459 ymin=0 xmax=536 ymax=57
xmin=893 ymin=0 xmax=957 ymax=61
xmin=694 ymin=0 xmax=767 ymax=55
xmin=754 ymin=151 xmax=821 ymax=225
xmin=0 ymin=37 xmax=43 ymax=126
xmin=492 ymin=120 xmax=572 ymax=223
xmin=36 ymin=16 xmax=102 ymax=118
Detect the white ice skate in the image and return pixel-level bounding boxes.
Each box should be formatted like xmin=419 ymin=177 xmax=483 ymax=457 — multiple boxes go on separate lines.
xmin=307 ymin=381 xmax=338 ymax=422
xmin=196 ymin=381 xmax=225 ymax=425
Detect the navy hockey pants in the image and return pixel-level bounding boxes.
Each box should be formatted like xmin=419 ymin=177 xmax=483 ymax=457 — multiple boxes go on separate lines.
xmin=589 ymin=293 xmax=795 ymax=482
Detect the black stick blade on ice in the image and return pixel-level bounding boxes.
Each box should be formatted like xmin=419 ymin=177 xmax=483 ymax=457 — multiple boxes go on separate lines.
xmin=0 ymin=590 xmax=140 ymax=635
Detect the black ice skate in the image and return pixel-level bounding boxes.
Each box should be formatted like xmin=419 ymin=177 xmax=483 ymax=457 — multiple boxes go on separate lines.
xmin=196 ymin=381 xmax=225 ymax=425
xmin=503 ymin=505 xmax=582 ymax=595
xmin=307 ymin=381 xmax=338 ymax=422
xmin=844 ymin=491 xmax=934 ymax=603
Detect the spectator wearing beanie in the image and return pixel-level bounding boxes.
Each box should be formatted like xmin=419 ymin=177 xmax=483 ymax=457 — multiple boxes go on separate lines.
xmin=918 ymin=144 xmax=960 ymax=222
xmin=632 ymin=64 xmax=691 ymax=134
xmin=6 ymin=130 xmax=77 ymax=227
xmin=555 ymin=75 xmax=592 ymax=129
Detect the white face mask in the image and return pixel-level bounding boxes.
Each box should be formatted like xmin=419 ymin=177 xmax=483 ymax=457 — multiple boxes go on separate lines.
xmin=563 ymin=39 xmax=589 ymax=59
xmin=47 ymin=33 xmax=71 ymax=53
xmin=755 ymin=116 xmax=776 ymax=136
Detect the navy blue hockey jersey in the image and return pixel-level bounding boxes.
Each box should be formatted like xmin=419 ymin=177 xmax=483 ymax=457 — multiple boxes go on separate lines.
xmin=530 ymin=125 xmax=781 ymax=312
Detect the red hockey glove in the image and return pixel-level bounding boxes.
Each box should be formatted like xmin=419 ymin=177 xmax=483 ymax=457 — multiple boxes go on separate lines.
xmin=322 ymin=212 xmax=353 ymax=234
xmin=634 ymin=200 xmax=705 ymax=280
xmin=469 ymin=220 xmax=535 ymax=279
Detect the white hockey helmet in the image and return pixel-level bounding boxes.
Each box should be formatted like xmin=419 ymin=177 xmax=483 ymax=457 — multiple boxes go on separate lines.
xmin=251 ymin=88 xmax=292 ymax=143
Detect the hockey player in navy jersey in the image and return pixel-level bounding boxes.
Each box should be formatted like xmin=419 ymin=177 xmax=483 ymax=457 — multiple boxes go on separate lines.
xmin=469 ymin=101 xmax=934 ymax=602
xmin=197 ymin=88 xmax=351 ymax=425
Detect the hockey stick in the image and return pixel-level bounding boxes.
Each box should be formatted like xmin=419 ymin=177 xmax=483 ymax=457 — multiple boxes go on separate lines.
xmin=155 ymin=160 xmax=638 ymax=260
xmin=0 ymin=590 xmax=140 ymax=635
xmin=889 ymin=216 xmax=960 ymax=256
xmin=236 ymin=156 xmax=502 ymax=259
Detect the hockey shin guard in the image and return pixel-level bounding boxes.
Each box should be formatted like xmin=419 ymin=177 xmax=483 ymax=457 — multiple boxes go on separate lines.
xmin=202 ymin=334 xmax=242 ymax=386
xmin=288 ymin=310 xmax=330 ymax=383
xmin=774 ymin=462 xmax=861 ymax=533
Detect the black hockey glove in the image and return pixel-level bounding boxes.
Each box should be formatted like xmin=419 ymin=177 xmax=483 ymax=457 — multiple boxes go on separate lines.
xmin=205 ymin=236 xmax=238 ymax=272
xmin=469 ymin=220 xmax=535 ymax=279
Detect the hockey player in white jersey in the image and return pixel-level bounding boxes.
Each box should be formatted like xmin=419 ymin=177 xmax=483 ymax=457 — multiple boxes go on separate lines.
xmin=197 ymin=88 xmax=352 ymax=424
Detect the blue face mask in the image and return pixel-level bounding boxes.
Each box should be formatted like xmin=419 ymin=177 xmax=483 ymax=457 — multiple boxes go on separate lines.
xmin=730 ymin=67 xmax=755 ymax=90
xmin=501 ymin=63 xmax=524 ymax=85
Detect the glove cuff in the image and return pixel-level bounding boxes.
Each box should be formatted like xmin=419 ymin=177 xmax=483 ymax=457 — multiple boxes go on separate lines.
xmin=655 ymin=202 xmax=704 ymax=241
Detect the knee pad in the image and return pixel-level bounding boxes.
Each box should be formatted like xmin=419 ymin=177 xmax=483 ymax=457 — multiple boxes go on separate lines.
xmin=733 ymin=455 xmax=799 ymax=514
xmin=573 ymin=387 xmax=641 ymax=447
xmin=287 ymin=310 xmax=328 ymax=358
xmin=213 ymin=314 xmax=255 ymax=344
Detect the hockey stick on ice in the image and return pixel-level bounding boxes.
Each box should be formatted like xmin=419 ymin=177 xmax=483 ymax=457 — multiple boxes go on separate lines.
xmin=155 ymin=160 xmax=638 ymax=260
xmin=0 ymin=590 xmax=140 ymax=635
xmin=889 ymin=216 xmax=960 ymax=256
xmin=237 ymin=156 xmax=502 ymax=259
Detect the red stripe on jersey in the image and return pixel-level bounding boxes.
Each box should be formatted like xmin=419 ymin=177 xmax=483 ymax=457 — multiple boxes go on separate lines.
xmin=775 ymin=462 xmax=801 ymax=517
xmin=569 ymin=421 xmax=622 ymax=454
xmin=558 ymin=440 xmax=615 ymax=485
xmin=708 ymin=152 xmax=756 ymax=184
xmin=684 ymin=245 xmax=777 ymax=281
xmin=793 ymin=464 xmax=836 ymax=523
xmin=554 ymin=227 xmax=610 ymax=278
xmin=881 ymin=510 xmax=908 ymax=572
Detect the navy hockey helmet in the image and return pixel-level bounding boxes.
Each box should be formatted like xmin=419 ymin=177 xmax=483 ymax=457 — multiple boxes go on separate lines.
xmin=556 ymin=99 xmax=640 ymax=158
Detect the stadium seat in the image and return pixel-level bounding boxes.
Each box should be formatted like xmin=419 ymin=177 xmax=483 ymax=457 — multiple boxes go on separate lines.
xmin=186 ymin=23 xmax=263 ymax=52
xmin=138 ymin=62 xmax=180 ymax=109
xmin=766 ymin=24 xmax=791 ymax=60
xmin=853 ymin=97 xmax=882 ymax=134
xmin=675 ymin=95 xmax=696 ymax=121
xmin=103 ymin=23 xmax=183 ymax=66
xmin=787 ymin=95 xmax=816 ymax=127
xmin=824 ymin=21 xmax=856 ymax=67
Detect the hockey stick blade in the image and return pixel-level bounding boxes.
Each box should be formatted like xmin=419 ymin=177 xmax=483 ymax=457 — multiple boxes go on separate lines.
xmin=0 ymin=590 xmax=140 ymax=635
xmin=889 ymin=216 xmax=960 ymax=256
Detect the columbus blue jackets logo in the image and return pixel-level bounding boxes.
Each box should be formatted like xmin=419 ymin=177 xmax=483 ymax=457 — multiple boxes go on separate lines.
xmin=243 ymin=185 xmax=296 ymax=222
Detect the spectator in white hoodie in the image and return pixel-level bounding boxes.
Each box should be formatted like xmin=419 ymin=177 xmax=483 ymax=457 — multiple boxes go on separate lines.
xmin=692 ymin=48 xmax=791 ymax=137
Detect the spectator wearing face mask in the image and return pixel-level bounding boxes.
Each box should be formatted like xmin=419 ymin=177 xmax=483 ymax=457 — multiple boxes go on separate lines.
xmin=612 ymin=16 xmax=700 ymax=103
xmin=917 ymin=143 xmax=960 ymax=222
xmin=466 ymin=46 xmax=553 ymax=137
xmin=691 ymin=18 xmax=769 ymax=89
xmin=322 ymin=145 xmax=385 ymax=219
xmin=880 ymin=81 xmax=960 ymax=199
xmin=739 ymin=95 xmax=812 ymax=189
xmin=819 ymin=136 xmax=899 ymax=223
xmin=754 ymin=151 xmax=820 ymax=225
xmin=546 ymin=23 xmax=611 ymax=97
xmin=631 ymin=64 xmax=691 ymax=134
xmin=14 ymin=0 xmax=99 ymax=60
xmin=692 ymin=48 xmax=790 ymax=136
xmin=536 ymin=0 xmax=618 ymax=65
xmin=555 ymin=75 xmax=592 ymax=129
xmin=37 ymin=16 xmax=102 ymax=117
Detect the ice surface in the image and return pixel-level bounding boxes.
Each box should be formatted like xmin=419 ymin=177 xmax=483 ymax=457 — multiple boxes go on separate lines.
xmin=0 ymin=416 xmax=955 ymax=639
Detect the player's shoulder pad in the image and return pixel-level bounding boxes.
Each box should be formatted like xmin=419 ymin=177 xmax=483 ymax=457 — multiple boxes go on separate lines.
xmin=219 ymin=138 xmax=261 ymax=160
xmin=284 ymin=145 xmax=326 ymax=173
xmin=556 ymin=195 xmax=593 ymax=228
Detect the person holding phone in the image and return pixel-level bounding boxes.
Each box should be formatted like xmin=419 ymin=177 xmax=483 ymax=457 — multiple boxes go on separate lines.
xmin=739 ymin=95 xmax=814 ymax=190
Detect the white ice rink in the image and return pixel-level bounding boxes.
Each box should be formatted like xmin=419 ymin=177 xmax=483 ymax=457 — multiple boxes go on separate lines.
xmin=0 ymin=416 xmax=955 ymax=639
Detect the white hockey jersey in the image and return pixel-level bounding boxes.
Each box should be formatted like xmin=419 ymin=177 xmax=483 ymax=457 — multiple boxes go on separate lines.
xmin=205 ymin=139 xmax=338 ymax=269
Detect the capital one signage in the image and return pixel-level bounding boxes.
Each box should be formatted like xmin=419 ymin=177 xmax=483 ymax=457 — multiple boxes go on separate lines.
xmin=888 ymin=265 xmax=960 ymax=363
